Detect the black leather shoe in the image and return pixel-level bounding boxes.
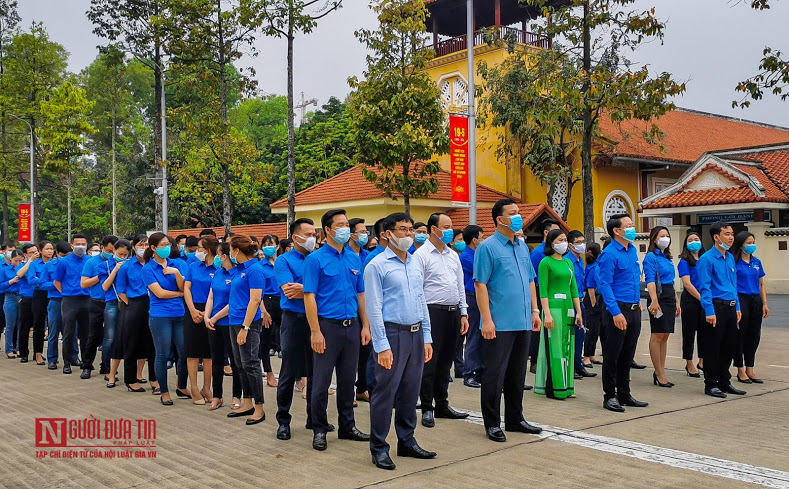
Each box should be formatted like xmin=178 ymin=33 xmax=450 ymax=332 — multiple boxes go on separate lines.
xmin=63 ymin=365 xmax=72 ymax=374
xmin=305 ymin=421 xmax=335 ymax=432
xmin=397 ymin=441 xmax=437 ymax=459
xmin=486 ymin=427 xmax=507 ymax=442
xmin=603 ymin=398 xmax=625 ymax=412
xmin=434 ymin=406 xmax=469 ymax=419
xmin=630 ymin=361 xmax=647 ymax=369
xmin=505 ymin=420 xmax=543 ymax=435
xmin=724 ymin=384 xmax=746 ymax=395
xmin=618 ymin=396 xmax=648 ymax=408
xmin=20 ymin=357 xmax=28 ymax=363
xmin=736 ymin=376 xmax=753 ymax=384
xmin=227 ymin=407 xmax=255 ymax=418
xmin=421 ymin=411 xmax=435 ymax=428
xmin=276 ymin=424 xmax=291 ymax=440
xmin=705 ymin=387 xmax=727 ymax=398
xmin=524 ymin=384 xmax=533 ymax=391
xmin=245 ymin=413 xmax=266 ymax=425
xmin=160 ymin=396 xmax=173 ymax=406
xmin=312 ymin=432 xmax=327 ymax=451
xmin=47 ymin=363 xmax=57 ymax=370
xmin=337 ymin=427 xmax=370 ymax=441
xmin=175 ymin=388 xmax=192 ymax=399
xmin=463 ymin=378 xmax=481 ymax=388
xmin=574 ymin=372 xmax=583 ymax=380
xmin=80 ymin=369 xmax=91 ymax=379
xmin=576 ymin=369 xmax=597 ymax=378
xmin=749 ymin=377 xmax=764 ymax=384
xmin=371 ymin=452 xmax=396 ymax=470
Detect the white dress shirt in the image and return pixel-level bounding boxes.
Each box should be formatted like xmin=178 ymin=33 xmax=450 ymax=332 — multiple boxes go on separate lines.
xmin=413 ymin=239 xmax=468 ymax=315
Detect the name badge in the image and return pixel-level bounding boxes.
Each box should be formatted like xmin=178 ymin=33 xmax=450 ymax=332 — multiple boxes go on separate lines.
xmin=553 ymin=293 xmax=567 ymax=300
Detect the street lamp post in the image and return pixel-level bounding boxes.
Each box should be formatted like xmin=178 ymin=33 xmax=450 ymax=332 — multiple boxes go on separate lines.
xmin=8 ymin=114 xmax=35 ymax=242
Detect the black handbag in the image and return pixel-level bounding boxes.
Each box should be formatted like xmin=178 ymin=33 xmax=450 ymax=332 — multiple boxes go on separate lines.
xmin=640 ymin=260 xmax=662 ymax=300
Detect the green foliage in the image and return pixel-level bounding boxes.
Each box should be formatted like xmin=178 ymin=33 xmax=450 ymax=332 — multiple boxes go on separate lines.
xmin=348 ymin=0 xmax=448 ymax=213
xmin=230 ymin=95 xmax=288 ymax=150
xmin=38 ymin=81 xmax=96 ymax=172
xmin=734 ymin=0 xmax=786 ymax=107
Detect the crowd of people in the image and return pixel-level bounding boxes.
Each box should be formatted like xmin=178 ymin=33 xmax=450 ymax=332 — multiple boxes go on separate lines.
xmin=0 ymin=199 xmax=769 ymax=470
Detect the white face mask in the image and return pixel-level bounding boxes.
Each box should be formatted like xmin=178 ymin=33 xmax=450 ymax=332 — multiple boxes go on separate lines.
xmin=553 ymin=242 xmax=569 ymax=255
xmin=195 ymin=251 xmax=207 ymax=262
xmin=295 ymin=235 xmax=316 ymax=252
xmin=571 ymin=243 xmax=586 ymax=255
xmin=135 ymin=248 xmax=145 ymax=257
xmin=656 ymin=237 xmax=671 ymax=250
xmin=89 ymin=251 xmax=100 ymax=257
xmin=388 ymin=232 xmax=414 ymax=252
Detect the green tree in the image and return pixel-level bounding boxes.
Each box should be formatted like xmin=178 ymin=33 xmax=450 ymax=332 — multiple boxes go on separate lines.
xmin=0 ymin=0 xmax=22 ymax=242
xmin=348 ymin=0 xmax=448 ymax=215
xmin=230 ymin=94 xmax=288 ymax=150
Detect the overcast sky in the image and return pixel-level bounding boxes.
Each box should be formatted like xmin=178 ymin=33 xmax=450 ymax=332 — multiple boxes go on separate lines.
xmin=16 ymin=0 xmax=789 ymax=127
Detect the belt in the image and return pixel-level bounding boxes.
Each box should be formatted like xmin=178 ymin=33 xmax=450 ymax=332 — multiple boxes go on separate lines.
xmin=428 ymin=304 xmax=459 ymax=312
xmin=319 ymin=316 xmax=358 ymax=327
xmin=713 ymin=298 xmax=737 ymax=307
xmin=128 ymin=296 xmax=149 ymax=303
xmin=91 ymin=298 xmax=106 ymax=304
xmin=283 ymin=310 xmax=307 ymax=319
xmin=384 ymin=321 xmax=422 ymax=333
xmin=617 ymin=301 xmax=640 ymax=311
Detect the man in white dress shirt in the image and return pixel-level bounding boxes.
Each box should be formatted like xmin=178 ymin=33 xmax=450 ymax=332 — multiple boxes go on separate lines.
xmin=413 ymin=213 xmax=470 ymax=428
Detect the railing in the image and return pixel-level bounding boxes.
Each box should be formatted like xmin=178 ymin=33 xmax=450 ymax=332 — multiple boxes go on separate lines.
xmin=430 ymin=27 xmax=551 ymax=58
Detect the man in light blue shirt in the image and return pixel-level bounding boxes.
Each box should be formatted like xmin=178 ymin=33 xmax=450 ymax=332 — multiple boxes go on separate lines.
xmin=364 ymin=212 xmax=435 ymax=470
xmin=474 ymin=199 xmax=543 ymax=443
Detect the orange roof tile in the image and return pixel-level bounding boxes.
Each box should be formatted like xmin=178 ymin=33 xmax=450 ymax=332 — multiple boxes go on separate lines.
xmin=599 ymin=108 xmax=789 ymax=164
xmin=447 ymin=203 xmax=568 ymax=236
xmin=270 ymin=165 xmax=513 ymax=209
xmin=168 ymin=222 xmax=288 ymax=240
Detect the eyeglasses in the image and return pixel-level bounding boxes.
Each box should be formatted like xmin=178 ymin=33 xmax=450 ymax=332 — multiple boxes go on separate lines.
xmin=393 ymin=227 xmax=415 ymax=234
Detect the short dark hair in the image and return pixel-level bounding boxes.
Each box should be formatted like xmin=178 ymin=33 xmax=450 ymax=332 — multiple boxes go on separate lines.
xmin=567 ymin=230 xmax=584 ymax=244
xmin=373 ymin=218 xmax=386 ymax=239
xmin=100 ymin=235 xmax=119 ymax=247
xmin=176 ymin=234 xmax=187 ymax=242
xmin=586 ymin=242 xmax=602 ymax=264
xmin=606 ymin=213 xmax=631 ymax=238
xmin=383 ymin=212 xmax=414 ymax=232
xmin=185 ymin=236 xmax=199 ymax=247
xmin=541 ymin=219 xmax=559 ymax=234
xmin=114 ymin=239 xmax=132 ymax=252
xmin=72 ymin=234 xmax=87 ymax=243
xmin=199 ymin=228 xmax=216 ymax=237
xmin=55 ymin=241 xmax=72 ymax=255
xmin=21 ymin=243 xmax=36 ymax=253
xmin=427 ymin=212 xmax=449 ymax=231
xmin=462 ymin=225 xmax=483 ymax=244
xmin=349 ymin=218 xmax=365 ymax=232
xmin=290 ymin=218 xmax=314 ymax=237
xmin=543 ymin=229 xmax=567 ymax=256
xmin=414 ymin=222 xmax=427 ymax=230
xmin=321 ymin=209 xmax=347 ymax=233
xmin=709 ymin=221 xmax=731 ymax=239
xmin=492 ymin=198 xmax=517 ymax=222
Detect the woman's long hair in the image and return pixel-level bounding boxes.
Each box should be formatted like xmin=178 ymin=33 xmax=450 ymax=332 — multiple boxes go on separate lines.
xmin=646 ymin=226 xmax=672 ymax=260
xmin=679 ymin=231 xmax=705 ymax=266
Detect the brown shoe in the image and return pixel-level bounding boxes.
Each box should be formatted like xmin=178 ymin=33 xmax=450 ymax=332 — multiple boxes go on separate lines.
xmin=356 ymin=391 xmax=370 ymax=403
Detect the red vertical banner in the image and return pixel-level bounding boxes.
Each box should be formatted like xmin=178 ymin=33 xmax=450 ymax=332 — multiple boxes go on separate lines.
xmin=449 ymin=114 xmax=470 ymax=204
xmin=18 ymin=204 xmax=31 ymax=242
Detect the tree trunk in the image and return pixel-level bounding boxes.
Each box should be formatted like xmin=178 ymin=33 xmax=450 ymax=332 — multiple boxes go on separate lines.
xmin=2 ymin=190 xmax=8 ymax=244
xmin=111 ymin=105 xmax=117 ymax=235
xmin=153 ymin=45 xmax=163 ymax=231
xmin=581 ymin=0 xmax=595 ymax=240
xmin=66 ymin=172 xmax=72 ymax=241
xmin=217 ymin=0 xmax=232 ymax=237
xmin=30 ymin=116 xmax=37 ymax=242
xmin=564 ymin=178 xmax=576 ymax=223
xmin=403 ymin=159 xmax=411 ymax=214
xmin=286 ymin=3 xmax=296 ymax=232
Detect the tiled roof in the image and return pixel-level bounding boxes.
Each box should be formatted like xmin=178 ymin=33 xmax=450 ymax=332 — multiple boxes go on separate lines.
xmin=599 ymin=108 xmax=789 ymax=164
xmin=447 ymin=203 xmax=568 ymax=236
xmin=270 ymin=165 xmax=513 ymax=209
xmin=168 ymin=222 xmax=288 ymax=240
xmin=735 ymin=148 xmax=789 ymax=196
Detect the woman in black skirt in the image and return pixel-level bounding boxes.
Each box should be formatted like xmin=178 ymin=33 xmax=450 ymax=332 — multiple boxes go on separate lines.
xmin=103 ymin=239 xmax=132 ymax=388
xmin=184 ymin=234 xmax=219 ymax=405
xmin=643 ymin=226 xmax=680 ymax=388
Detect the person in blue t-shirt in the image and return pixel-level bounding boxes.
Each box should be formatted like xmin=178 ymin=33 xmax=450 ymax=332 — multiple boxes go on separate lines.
xmin=258 ymin=234 xmax=282 ymax=388
xmin=566 ymin=230 xmax=596 ymax=380
xmin=41 ymin=242 xmax=74 ymax=368
xmin=459 ymin=225 xmax=484 ymax=388
xmin=27 ymin=241 xmax=52 ymax=366
xmin=1 ymin=250 xmax=24 ymax=358
xmin=101 ymin=239 xmax=132 ymax=388
xmin=54 ymin=234 xmax=91 ymax=374
xmin=15 ymin=243 xmax=40 ymax=363
xmin=143 ymin=232 xmax=188 ymax=406
xmin=678 ymin=232 xmax=705 ymax=377
xmin=409 ymin=222 xmax=428 ymax=254
xmin=582 ymin=243 xmax=603 ymax=366
xmin=731 ymin=231 xmax=769 ymax=384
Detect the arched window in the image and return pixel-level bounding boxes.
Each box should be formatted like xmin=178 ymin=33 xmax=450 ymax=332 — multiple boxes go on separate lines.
xmin=603 ymin=191 xmax=634 ymax=223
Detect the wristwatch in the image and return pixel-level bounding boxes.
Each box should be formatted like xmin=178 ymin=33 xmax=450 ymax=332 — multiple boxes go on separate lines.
xmin=532 ymin=309 xmax=540 ymax=313
xmin=242 ymin=325 xmax=250 ymax=331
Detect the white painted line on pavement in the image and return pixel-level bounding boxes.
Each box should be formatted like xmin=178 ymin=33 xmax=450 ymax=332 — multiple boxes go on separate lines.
xmin=457 ymin=411 xmax=789 ymax=488
xmin=768 ymin=365 xmax=789 ymax=369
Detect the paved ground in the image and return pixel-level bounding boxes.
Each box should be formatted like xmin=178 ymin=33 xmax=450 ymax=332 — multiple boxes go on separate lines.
xmin=2 ymin=310 xmax=789 ymax=488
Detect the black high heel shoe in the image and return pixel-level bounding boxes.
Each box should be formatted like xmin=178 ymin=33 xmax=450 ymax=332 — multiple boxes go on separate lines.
xmin=697 ymin=363 xmax=704 ymax=372
xmin=175 ymin=388 xmax=192 ymax=399
xmin=653 ymin=372 xmax=673 ymax=388
xmin=685 ymin=366 xmax=700 ymax=378
xmin=126 ymin=384 xmax=146 ymax=392
xmin=160 ymin=396 xmax=174 ymax=406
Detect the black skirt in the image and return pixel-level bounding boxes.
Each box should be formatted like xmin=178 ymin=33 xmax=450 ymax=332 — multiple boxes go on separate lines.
xmin=184 ymin=303 xmax=212 ymax=358
xmin=648 ymin=285 xmax=676 ymax=334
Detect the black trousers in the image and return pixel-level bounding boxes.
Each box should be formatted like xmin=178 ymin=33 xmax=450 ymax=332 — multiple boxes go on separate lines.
xmin=82 ymin=299 xmax=106 ymax=371
xmin=310 ymin=317 xmax=360 ymax=434
xmin=17 ymin=296 xmax=35 ymax=358
xmin=276 ymin=311 xmax=313 ymax=427
xmin=62 ymin=296 xmax=90 ymax=367
xmin=370 ymin=324 xmax=424 ymax=455
xmin=601 ymin=305 xmax=641 ymax=400
xmin=582 ymin=293 xmax=603 ymax=357
xmin=263 ymin=295 xmax=282 ymax=353
xmin=122 ymin=297 xmax=156 ymax=384
xmin=420 ymin=305 xmax=460 ymax=412
xmin=702 ymin=301 xmax=738 ymax=390
xmin=735 ymin=294 xmax=763 ymax=368
xmin=680 ymin=291 xmax=705 ymax=361
xmin=207 ymin=325 xmax=240 ymax=399
xmin=480 ymin=330 xmax=530 ymax=429
xmin=257 ymin=295 xmax=281 ymax=373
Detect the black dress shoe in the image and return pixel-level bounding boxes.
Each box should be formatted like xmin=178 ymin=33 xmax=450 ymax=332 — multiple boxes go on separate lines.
xmin=227 ymin=407 xmax=255 ymax=418
xmin=175 ymin=388 xmax=191 ymax=399
xmin=276 ymin=424 xmax=291 ymax=440
xmin=749 ymin=377 xmax=764 ymax=384
xmin=312 ymin=432 xmax=327 ymax=451
xmin=160 ymin=397 xmax=173 ymax=406
xmin=463 ymin=378 xmax=481 ymax=388
xmin=245 ymin=413 xmax=266 ymax=425
xmin=421 ymin=411 xmax=435 ymax=428
xmin=305 ymin=421 xmax=335 ymax=432
xmin=20 ymin=357 xmax=28 ymax=363
xmin=573 ymin=372 xmax=583 ymax=380
xmin=724 ymin=384 xmax=746 ymax=395
xmin=80 ymin=369 xmax=91 ymax=379
xmin=618 ymin=396 xmax=648 ymax=408
xmin=48 ymin=363 xmax=57 ymax=370
xmin=486 ymin=427 xmax=507 ymax=442
xmin=603 ymin=398 xmax=625 ymax=412
xmin=434 ymin=406 xmax=468 ymax=419
xmin=583 ymin=363 xmax=593 ymax=369
xmin=397 ymin=441 xmax=437 ymax=459
xmin=63 ymin=365 xmax=72 ymax=374
xmin=504 ymin=420 xmax=543 ymax=435
xmin=371 ymin=452 xmax=396 ymax=470
xmin=524 ymin=384 xmax=533 ymax=391
xmin=576 ymin=369 xmax=597 ymax=378
xmin=630 ymin=361 xmax=647 ymax=369
xmin=337 ymin=427 xmax=370 ymax=441
xmin=705 ymin=387 xmax=727 ymax=398
xmin=592 ymin=359 xmax=603 ymax=365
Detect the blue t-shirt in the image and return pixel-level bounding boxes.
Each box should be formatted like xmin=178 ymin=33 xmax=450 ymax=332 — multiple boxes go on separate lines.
xmin=81 ymin=255 xmax=108 ymax=300
xmin=54 ymin=253 xmax=90 ymax=297
xmin=736 ymin=256 xmax=765 ymax=296
xmin=565 ymin=252 xmax=586 ymax=298
xmin=87 ymin=256 xmax=119 ymax=302
xmin=210 ymin=266 xmax=238 ymax=326
xmin=643 ymin=249 xmax=676 ymax=285
xmin=40 ymin=259 xmax=62 ymax=299
xmin=459 ymin=246 xmax=475 ymax=294
xmin=697 ymin=249 xmax=739 ymax=316
xmin=116 ymin=258 xmax=148 ymax=299
xmin=274 ymin=249 xmax=308 ymax=314
xmin=0 ymin=265 xmax=20 ymax=294
xmin=228 ymin=259 xmax=264 ymax=325
xmin=16 ymin=262 xmax=35 ymax=298
xmin=596 ymin=239 xmax=640 ymax=316
xmin=530 ymin=242 xmax=547 ymax=286
xmin=677 ymin=258 xmax=700 ymax=292
xmin=260 ymin=259 xmax=280 ymax=296
xmin=27 ymin=258 xmax=48 ymax=294
xmin=303 ymin=244 xmax=365 ymax=321
xmin=585 ymin=262 xmax=598 ymax=291
xmin=142 ymin=259 xmax=186 ymax=318
xmin=185 ymin=261 xmax=216 ymax=304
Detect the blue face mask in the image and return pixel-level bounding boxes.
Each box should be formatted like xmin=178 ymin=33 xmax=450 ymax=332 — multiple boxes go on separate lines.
xmin=101 ymin=251 xmax=113 ymax=260
xmin=155 ymin=247 xmax=171 ymax=259
xmin=504 ymin=214 xmax=523 ymax=233
xmin=744 ymin=244 xmax=757 ymax=255
xmin=213 ymin=256 xmax=222 ymax=269
xmin=332 ymin=227 xmax=351 ymax=245
xmin=263 ymin=246 xmax=277 ymax=258
xmin=179 ymin=245 xmax=185 ymax=255
xmin=355 ymin=234 xmax=368 ymax=247
xmin=113 ymin=255 xmax=126 ymax=263
xmin=185 ymin=251 xmax=195 ymax=259
xmin=437 ymin=228 xmax=454 ymax=245
xmin=414 ymin=233 xmax=428 ymax=244
xmin=686 ymin=241 xmax=702 ymax=253
xmin=623 ymin=227 xmax=637 ymax=242
xmin=230 ymin=250 xmax=238 ymax=264
xmin=453 ymin=241 xmax=466 ymax=252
